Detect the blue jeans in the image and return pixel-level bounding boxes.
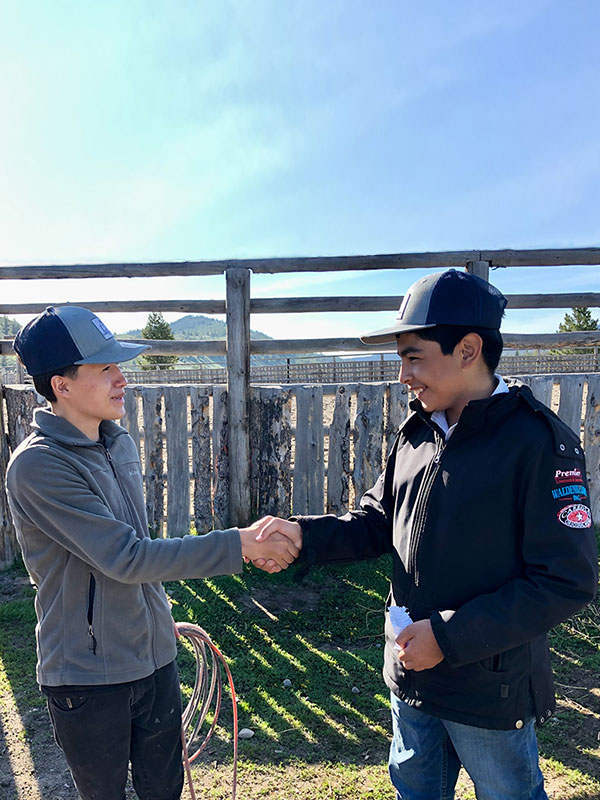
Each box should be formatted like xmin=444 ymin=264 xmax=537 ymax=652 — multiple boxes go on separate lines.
xmin=389 ymin=692 xmax=547 ymax=800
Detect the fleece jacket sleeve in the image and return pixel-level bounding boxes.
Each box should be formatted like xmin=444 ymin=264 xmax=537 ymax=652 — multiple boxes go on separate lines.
xmin=7 ymin=448 xmax=243 ymax=583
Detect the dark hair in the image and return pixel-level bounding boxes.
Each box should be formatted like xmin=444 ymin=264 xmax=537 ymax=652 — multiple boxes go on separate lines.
xmin=415 ymin=325 xmax=503 ymax=374
xmin=33 ymin=364 xmax=80 ymax=403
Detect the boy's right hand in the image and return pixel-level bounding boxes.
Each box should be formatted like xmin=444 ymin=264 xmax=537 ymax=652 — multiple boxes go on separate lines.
xmin=239 ymin=519 xmax=300 ymax=573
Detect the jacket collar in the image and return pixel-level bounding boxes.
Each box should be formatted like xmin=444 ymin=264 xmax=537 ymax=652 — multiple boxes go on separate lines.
xmin=32 ymin=407 xmax=128 ymax=448
xmin=409 ymin=384 xmax=523 ymax=436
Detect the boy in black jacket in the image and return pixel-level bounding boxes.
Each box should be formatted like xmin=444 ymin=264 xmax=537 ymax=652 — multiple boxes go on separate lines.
xmin=256 ymin=270 xmax=598 ymax=800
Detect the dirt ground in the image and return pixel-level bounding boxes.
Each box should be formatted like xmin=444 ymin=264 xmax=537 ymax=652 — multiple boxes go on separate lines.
xmin=1 ymin=568 xmax=599 ymax=800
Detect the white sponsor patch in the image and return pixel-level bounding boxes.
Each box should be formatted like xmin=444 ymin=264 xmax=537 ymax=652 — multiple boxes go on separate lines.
xmin=557 ymin=504 xmax=592 ymax=529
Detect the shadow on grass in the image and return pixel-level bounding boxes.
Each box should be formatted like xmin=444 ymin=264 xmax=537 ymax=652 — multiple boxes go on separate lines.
xmin=0 ymin=565 xmax=48 ymax=799
xmin=167 ymin=558 xmax=394 ymax=768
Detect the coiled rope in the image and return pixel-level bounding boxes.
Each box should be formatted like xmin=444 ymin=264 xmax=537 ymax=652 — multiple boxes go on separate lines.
xmin=175 ymin=621 xmax=239 ymax=800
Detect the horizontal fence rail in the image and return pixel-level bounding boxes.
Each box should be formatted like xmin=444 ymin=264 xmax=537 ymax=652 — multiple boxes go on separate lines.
xmin=2 ymin=247 xmax=600 ymax=281
xmin=3 ymin=331 xmax=600 ymax=359
xmin=1 ymin=373 xmax=598 ymax=568
xmin=1 ymin=246 xmax=599 ymax=541
xmin=2 ymin=291 xmax=600 ymax=317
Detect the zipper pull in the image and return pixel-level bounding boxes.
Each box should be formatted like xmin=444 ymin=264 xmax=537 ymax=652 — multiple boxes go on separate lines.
xmin=88 ymin=625 xmax=97 ymax=654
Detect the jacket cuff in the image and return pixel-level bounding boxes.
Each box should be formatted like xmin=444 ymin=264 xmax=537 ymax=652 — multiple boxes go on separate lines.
xmin=430 ymin=611 xmax=460 ymax=668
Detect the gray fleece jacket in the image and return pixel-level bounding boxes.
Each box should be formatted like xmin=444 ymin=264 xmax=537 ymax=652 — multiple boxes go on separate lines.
xmin=6 ymin=409 xmax=242 ymax=687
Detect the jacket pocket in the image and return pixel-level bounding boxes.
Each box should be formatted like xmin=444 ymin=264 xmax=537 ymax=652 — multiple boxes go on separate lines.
xmin=87 ymin=573 xmax=98 ymax=655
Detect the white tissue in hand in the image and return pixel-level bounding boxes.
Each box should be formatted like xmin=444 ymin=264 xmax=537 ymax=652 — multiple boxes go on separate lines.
xmin=389 ymin=606 xmax=413 ymax=650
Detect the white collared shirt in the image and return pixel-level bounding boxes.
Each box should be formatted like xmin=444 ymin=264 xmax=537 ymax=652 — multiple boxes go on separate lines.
xmin=431 ymin=375 xmax=509 ymax=442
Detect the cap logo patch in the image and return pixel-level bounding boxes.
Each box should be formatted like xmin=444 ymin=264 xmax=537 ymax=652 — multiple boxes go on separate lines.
xmin=398 ymin=293 xmax=411 ymax=320
xmin=557 ymin=504 xmax=592 ymax=529
xmin=91 ymin=317 xmax=114 ymax=340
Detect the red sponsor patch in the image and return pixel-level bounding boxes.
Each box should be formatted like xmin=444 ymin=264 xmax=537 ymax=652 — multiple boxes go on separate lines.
xmin=554 ymin=468 xmax=583 ymax=485
xmin=557 ymin=504 xmax=592 ymax=529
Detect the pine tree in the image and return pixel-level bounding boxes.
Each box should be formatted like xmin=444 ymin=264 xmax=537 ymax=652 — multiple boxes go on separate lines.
xmin=556 ymin=307 xmax=599 ymax=355
xmin=138 ymin=312 xmax=179 ymax=370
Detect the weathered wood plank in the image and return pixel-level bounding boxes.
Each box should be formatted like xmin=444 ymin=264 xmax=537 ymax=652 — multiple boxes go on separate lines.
xmin=293 ymin=387 xmax=324 ymax=515
xmin=140 ymin=387 xmax=164 ymax=537
xmin=1 ymin=248 xmax=598 ymax=281
xmin=583 ymin=375 xmax=600 ymax=520
xmin=226 ymin=268 xmax=251 ymax=526
xmin=327 ymin=385 xmax=351 ymax=515
xmin=0 ymin=391 xmax=17 ymax=567
xmin=189 ymin=386 xmax=213 ymax=534
xmin=521 ymin=375 xmax=555 ymax=408
xmin=2 ymin=291 xmax=600 ymax=318
xmin=481 ymin=248 xmax=600 ymax=267
xmin=212 ymin=386 xmax=229 ymax=530
xmin=557 ymin=376 xmax=585 ymax=437
xmin=3 ymin=386 xmax=44 ymax=449
xmin=386 ymin=382 xmax=408 ymax=456
xmin=353 ymin=383 xmax=386 ymax=501
xmin=3 ymin=330 xmax=600 ymax=358
xmin=122 ymin=387 xmax=140 ymax=453
xmin=164 ymin=386 xmax=190 ymax=537
xmin=0 ymin=300 xmax=227 ymax=315
xmin=466 ymin=260 xmax=490 ymax=281
xmin=251 ymin=386 xmax=292 ymax=517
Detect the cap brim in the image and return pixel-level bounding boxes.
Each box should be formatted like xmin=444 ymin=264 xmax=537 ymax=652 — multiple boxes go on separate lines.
xmin=74 ymin=339 xmax=151 ymax=365
xmin=360 ymin=322 xmax=436 ymax=345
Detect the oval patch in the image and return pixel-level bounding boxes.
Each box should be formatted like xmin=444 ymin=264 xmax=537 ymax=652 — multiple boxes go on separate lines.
xmin=558 ymin=504 xmax=592 ymax=529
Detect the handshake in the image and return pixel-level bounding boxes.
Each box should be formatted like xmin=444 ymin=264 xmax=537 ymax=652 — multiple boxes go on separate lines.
xmin=238 ymin=517 xmax=303 ymax=574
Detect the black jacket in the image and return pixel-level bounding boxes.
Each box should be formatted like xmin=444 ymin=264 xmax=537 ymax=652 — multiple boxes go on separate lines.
xmin=296 ymin=384 xmax=598 ymax=730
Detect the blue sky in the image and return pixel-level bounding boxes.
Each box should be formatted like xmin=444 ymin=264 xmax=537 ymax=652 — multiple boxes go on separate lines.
xmin=1 ymin=0 xmax=599 ymax=341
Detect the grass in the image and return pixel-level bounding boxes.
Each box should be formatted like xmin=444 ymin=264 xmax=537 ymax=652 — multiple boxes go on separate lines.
xmin=1 ymin=544 xmax=599 ymax=798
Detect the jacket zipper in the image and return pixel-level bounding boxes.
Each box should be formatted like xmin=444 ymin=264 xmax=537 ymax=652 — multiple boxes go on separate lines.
xmin=406 ymin=435 xmax=444 ymax=602
xmin=87 ymin=573 xmax=98 ymax=654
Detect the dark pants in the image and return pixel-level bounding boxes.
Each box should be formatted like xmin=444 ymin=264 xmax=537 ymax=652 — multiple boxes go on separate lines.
xmin=44 ymin=661 xmax=184 ymax=800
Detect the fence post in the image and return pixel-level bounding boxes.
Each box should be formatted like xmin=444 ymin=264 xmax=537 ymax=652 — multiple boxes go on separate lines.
xmin=226 ymin=267 xmax=251 ymax=526
xmin=466 ymin=260 xmax=490 ymax=281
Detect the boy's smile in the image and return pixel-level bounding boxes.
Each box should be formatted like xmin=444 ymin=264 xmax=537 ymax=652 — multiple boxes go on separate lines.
xmin=396 ymin=331 xmax=495 ymax=427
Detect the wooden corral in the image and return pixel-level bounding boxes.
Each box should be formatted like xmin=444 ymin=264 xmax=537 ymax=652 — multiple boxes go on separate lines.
xmin=1 ymin=247 xmax=600 ymax=565
xmin=1 ymin=372 xmax=598 ymax=567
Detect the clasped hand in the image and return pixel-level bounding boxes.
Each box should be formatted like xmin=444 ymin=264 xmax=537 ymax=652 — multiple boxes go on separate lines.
xmin=239 ymin=516 xmax=303 ymax=574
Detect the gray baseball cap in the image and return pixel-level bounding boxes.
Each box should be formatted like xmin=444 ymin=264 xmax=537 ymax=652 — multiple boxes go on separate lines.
xmin=361 ymin=269 xmax=507 ymax=344
xmin=14 ymin=306 xmax=151 ymax=377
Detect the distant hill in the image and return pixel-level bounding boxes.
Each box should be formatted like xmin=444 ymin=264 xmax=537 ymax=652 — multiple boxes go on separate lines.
xmin=119 ymin=314 xmax=300 ymax=368
xmin=121 ymin=314 xmax=270 ymax=342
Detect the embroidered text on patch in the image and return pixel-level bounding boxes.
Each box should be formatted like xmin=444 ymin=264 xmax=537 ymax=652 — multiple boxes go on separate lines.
xmin=554 ymin=468 xmax=583 ymax=485
xmin=551 ymin=484 xmax=588 ymax=501
xmin=557 ymin=504 xmax=592 ymax=529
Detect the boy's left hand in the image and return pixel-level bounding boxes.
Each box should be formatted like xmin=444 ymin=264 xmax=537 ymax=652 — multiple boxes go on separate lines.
xmin=396 ymin=620 xmax=444 ymax=671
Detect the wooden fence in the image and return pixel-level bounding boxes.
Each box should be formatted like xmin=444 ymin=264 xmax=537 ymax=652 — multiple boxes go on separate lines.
xmin=1 ymin=246 xmax=600 ymax=540
xmin=2 ymin=372 xmax=598 ymax=567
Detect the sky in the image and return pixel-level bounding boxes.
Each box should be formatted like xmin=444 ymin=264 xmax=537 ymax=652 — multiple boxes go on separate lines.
xmin=1 ymin=0 xmax=599 ymax=343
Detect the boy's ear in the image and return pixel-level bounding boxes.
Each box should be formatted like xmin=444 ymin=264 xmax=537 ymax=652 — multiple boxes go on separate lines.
xmin=458 ymin=333 xmax=483 ymax=368
xmin=50 ymin=374 xmax=71 ymax=399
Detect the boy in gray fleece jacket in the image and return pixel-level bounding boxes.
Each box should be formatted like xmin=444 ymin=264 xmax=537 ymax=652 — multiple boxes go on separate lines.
xmin=6 ymin=306 xmax=298 ymax=800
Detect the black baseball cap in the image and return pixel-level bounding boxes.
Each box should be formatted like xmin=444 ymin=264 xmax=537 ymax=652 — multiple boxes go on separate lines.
xmin=361 ymin=269 xmax=507 ymax=344
xmin=14 ymin=306 xmax=151 ymax=377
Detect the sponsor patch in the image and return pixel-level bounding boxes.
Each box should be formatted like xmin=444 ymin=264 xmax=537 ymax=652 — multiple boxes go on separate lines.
xmin=554 ymin=468 xmax=583 ymax=485
xmin=551 ymin=484 xmax=588 ymax=501
xmin=557 ymin=504 xmax=592 ymax=529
